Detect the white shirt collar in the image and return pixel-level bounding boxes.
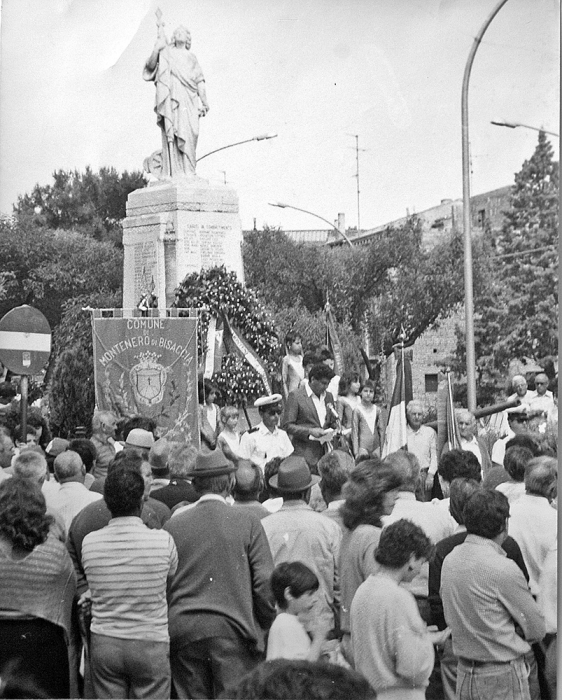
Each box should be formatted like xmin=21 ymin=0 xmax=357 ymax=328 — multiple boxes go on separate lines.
xmin=198 ymin=493 xmax=227 ymax=504
xmin=327 ymin=499 xmax=345 ymax=510
xmin=305 ymin=382 xmax=325 ymax=401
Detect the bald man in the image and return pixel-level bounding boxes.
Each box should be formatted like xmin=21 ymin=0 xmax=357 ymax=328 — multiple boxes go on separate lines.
xmin=528 ymin=374 xmax=556 ymax=426
xmin=507 ymin=375 xmax=534 ymax=406
xmin=50 ymin=450 xmax=102 ymax=531
xmin=232 ymin=460 xmax=269 ymax=519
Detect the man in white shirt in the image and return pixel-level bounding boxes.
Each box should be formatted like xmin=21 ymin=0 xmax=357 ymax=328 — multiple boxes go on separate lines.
xmin=508 ymin=374 xmax=535 ymax=407
xmin=450 ymin=409 xmax=492 ymax=475
xmin=508 ymin=456 xmax=558 ymax=597
xmin=405 ymin=401 xmax=438 ymax=495
xmin=382 ymin=450 xmax=455 ymax=621
xmin=282 ymin=364 xmax=338 ymax=472
xmin=528 ymin=373 xmax=556 ymax=430
xmin=50 ymin=451 xmax=102 ymax=532
xmin=239 ymin=394 xmax=293 ymax=471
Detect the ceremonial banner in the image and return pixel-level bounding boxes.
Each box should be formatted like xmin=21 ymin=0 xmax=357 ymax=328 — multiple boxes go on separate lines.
xmin=92 ymin=316 xmax=199 ymax=444
xmin=381 ymin=345 xmax=413 ymax=458
xmin=222 ymin=313 xmax=271 ymax=395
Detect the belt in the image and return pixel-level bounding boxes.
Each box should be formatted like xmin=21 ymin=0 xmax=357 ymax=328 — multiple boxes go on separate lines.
xmin=458 ymin=657 xmax=515 ymax=667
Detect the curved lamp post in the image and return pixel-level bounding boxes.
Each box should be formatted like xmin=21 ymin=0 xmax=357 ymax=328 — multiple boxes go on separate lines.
xmin=196 ymin=133 xmax=278 ymax=163
xmin=462 ymin=0 xmax=509 ymax=412
xmin=268 ymin=202 xmax=354 ymax=247
xmin=491 ymin=120 xmax=559 ymax=138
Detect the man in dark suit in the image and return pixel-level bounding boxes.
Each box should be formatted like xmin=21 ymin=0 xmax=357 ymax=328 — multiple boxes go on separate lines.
xmin=282 ymin=363 xmax=338 ymax=472
xmin=164 ymin=450 xmax=275 ymax=699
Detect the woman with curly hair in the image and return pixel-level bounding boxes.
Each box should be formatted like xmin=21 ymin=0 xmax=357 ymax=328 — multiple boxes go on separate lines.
xmin=338 ymin=458 xmax=402 ymax=663
xmin=0 ymin=478 xmax=76 ymax=698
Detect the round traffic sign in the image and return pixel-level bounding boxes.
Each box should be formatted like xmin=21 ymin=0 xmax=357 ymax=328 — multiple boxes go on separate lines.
xmin=0 ymin=305 xmax=52 ymax=375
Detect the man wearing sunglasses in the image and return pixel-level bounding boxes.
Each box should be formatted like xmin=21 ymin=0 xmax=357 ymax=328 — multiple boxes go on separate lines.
xmin=239 ymin=394 xmax=294 ymax=472
xmin=528 ymin=374 xmax=556 ymax=428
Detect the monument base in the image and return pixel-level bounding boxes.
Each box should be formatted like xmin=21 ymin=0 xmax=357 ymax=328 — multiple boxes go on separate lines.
xmin=123 ymin=178 xmax=245 ymax=310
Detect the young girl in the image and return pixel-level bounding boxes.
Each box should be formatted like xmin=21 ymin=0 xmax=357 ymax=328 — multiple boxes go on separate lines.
xmin=198 ymin=377 xmax=221 ymax=450
xmin=266 ymin=562 xmax=330 ymax=661
xmin=351 ymin=380 xmax=383 ymax=459
xmin=337 ymin=372 xmax=361 ymax=432
xmin=281 ymin=332 xmax=304 ymax=399
xmin=217 ymin=405 xmax=241 ymax=463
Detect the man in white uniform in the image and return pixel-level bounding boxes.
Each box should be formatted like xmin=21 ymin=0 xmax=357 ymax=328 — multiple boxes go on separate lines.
xmin=239 ymin=394 xmax=293 ymax=471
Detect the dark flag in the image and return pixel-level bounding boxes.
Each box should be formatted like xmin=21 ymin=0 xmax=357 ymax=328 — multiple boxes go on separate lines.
xmin=326 ymin=303 xmax=344 ymax=377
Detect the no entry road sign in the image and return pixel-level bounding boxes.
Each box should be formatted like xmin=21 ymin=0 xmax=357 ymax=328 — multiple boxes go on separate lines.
xmin=0 ymin=305 xmax=52 ymax=375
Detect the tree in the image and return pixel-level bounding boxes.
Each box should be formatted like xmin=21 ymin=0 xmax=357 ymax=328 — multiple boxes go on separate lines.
xmin=0 ymin=216 xmax=123 ymax=330
xmin=472 ymin=131 xmax=558 ymax=372
xmin=14 ymin=166 xmax=146 ymax=246
xmin=272 ymin=303 xmax=363 ymax=372
xmin=243 ymin=218 xmax=486 ymax=361
xmin=174 ymin=266 xmax=280 ymax=405
xmin=371 ymin=227 xmax=491 ymax=356
xmin=244 ymin=219 xmax=424 ymax=333
xmin=243 ymin=226 xmax=327 ymax=312
xmin=47 ymin=290 xmax=121 ymax=437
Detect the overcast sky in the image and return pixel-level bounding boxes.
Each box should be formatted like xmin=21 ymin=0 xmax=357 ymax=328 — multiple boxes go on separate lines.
xmin=0 ymin=0 xmax=559 ymax=232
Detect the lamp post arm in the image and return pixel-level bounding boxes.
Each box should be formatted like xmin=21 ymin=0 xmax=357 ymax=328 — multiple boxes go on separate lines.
xmin=269 ymin=203 xmax=354 ymax=247
xmin=197 ymin=138 xmax=254 ymax=163
xmin=462 ymin=0 xmax=509 ymax=412
xmin=491 ymin=120 xmax=559 ymax=138
xmin=197 ymin=133 xmax=277 ymax=163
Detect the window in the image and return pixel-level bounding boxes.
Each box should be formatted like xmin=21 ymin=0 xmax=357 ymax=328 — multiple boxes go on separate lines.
xmin=425 ymin=374 xmax=439 ymax=393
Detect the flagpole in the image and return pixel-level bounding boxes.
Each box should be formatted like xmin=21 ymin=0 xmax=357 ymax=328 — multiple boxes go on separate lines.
xmin=241 ymin=399 xmax=252 ymax=431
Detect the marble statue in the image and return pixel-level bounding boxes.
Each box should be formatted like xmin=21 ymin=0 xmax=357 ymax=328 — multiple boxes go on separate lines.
xmin=143 ymin=11 xmax=209 ymax=179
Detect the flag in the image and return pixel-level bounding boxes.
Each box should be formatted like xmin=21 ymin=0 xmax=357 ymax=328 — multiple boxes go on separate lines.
xmin=437 ymin=371 xmax=461 ymax=454
xmin=203 ymin=315 xmax=224 ymax=379
xmin=381 ymin=344 xmax=413 ymax=457
xmin=325 ymin=304 xmax=345 ymax=377
xmin=221 ymin=312 xmax=272 ymax=395
xmin=445 ymin=372 xmax=462 ymax=451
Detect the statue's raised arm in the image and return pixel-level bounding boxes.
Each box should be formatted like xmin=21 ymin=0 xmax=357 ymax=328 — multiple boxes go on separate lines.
xmin=143 ymin=11 xmax=209 ymax=179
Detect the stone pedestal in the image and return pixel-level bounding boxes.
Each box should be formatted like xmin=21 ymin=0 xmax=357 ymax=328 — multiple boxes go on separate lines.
xmin=123 ymin=179 xmax=245 ymax=310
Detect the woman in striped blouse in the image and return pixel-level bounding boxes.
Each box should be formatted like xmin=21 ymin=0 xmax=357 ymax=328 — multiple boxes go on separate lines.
xmin=0 ymin=477 xmax=76 ymax=698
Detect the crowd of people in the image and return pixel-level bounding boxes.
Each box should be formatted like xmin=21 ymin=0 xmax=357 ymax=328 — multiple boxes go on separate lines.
xmin=0 ymin=342 xmax=558 ymax=700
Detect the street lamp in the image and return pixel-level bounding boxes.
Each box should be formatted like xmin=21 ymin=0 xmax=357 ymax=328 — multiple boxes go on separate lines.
xmin=268 ymin=202 xmax=354 ymax=247
xmin=491 ymin=120 xmax=559 ymax=138
xmin=197 ymin=133 xmax=278 ymax=163
xmin=461 ymin=0 xmax=509 ymax=412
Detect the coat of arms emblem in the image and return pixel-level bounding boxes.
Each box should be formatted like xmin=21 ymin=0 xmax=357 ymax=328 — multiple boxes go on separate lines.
xmin=129 ymin=351 xmax=168 ymax=407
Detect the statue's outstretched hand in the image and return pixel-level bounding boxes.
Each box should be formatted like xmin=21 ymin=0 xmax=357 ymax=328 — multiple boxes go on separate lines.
xmin=154 ymin=35 xmax=168 ymax=52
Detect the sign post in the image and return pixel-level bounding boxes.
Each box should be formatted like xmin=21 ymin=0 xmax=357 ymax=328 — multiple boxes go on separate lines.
xmin=0 ymin=305 xmax=52 ymax=442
